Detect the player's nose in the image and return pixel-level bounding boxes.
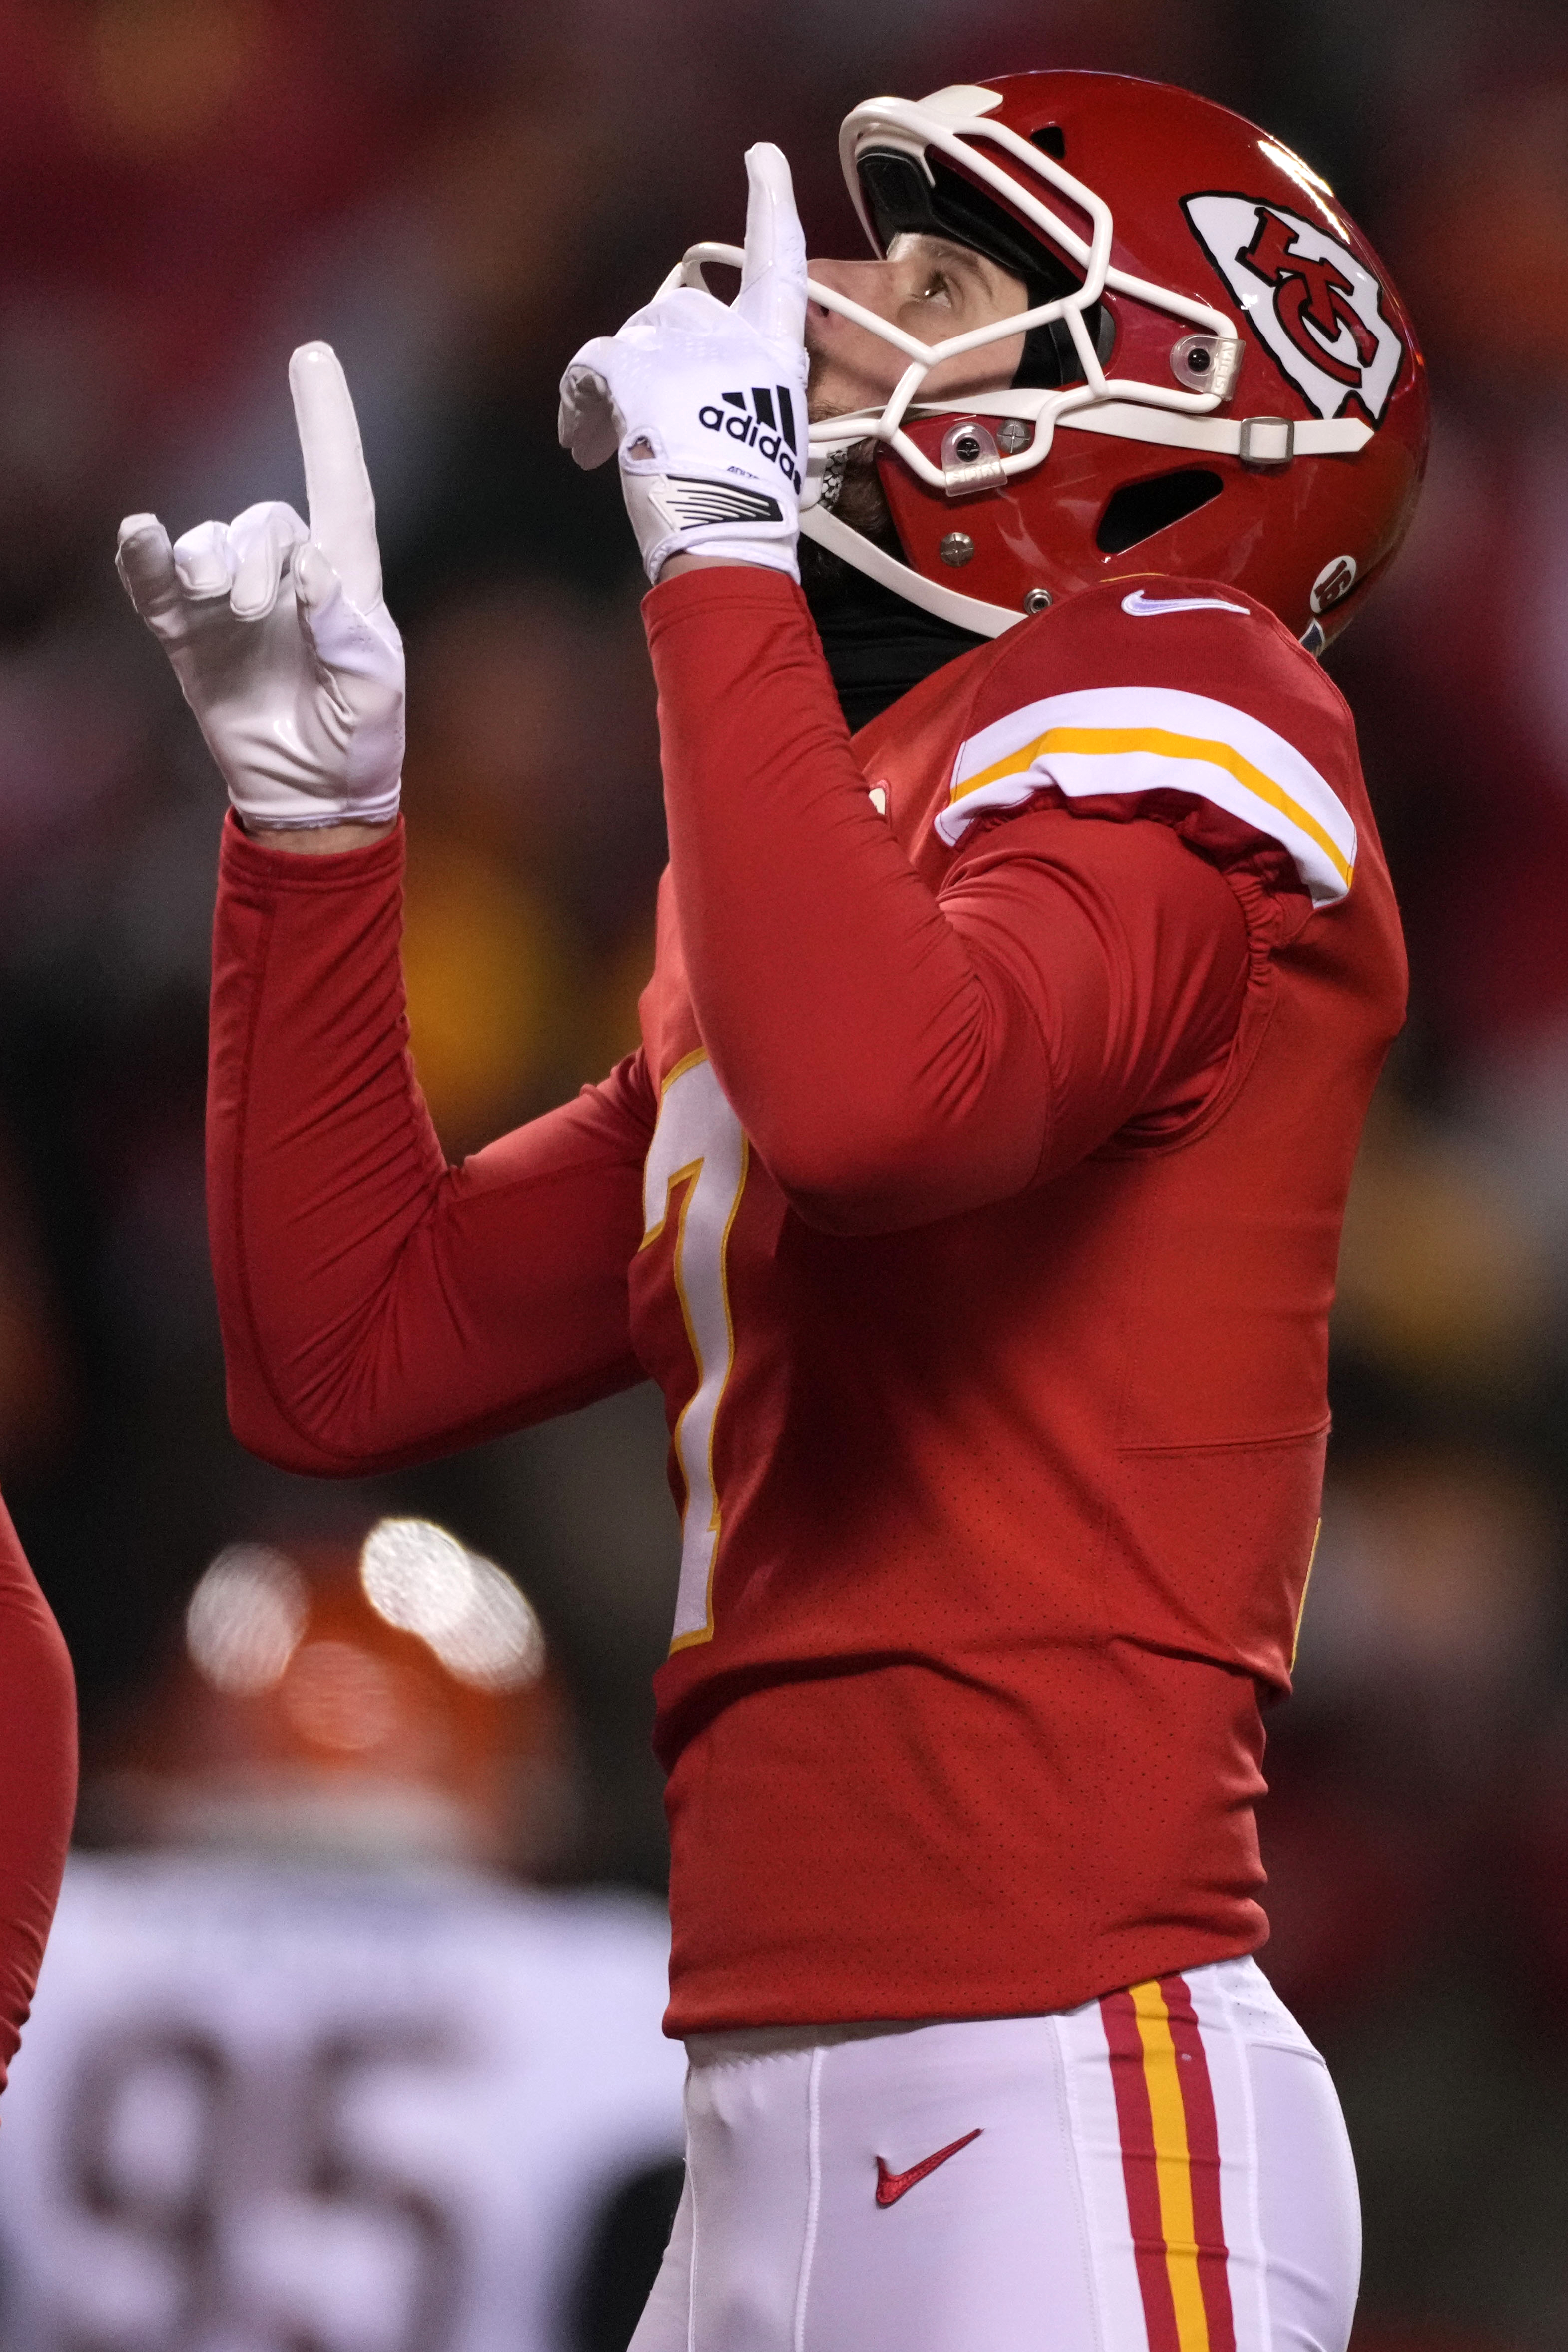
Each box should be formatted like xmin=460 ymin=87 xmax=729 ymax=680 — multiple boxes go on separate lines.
xmin=806 ymin=256 xmax=903 ymax=340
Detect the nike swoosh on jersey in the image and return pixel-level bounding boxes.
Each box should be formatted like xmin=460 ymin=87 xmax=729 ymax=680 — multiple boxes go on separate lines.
xmin=1121 ymin=589 xmax=1250 ymax=617
xmin=874 ymin=2127 xmax=982 ymax=2206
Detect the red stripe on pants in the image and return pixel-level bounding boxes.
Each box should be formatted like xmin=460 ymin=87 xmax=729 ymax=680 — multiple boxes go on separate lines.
xmin=1100 ymin=1986 xmax=1183 ymax=2352
xmin=1162 ymin=1976 xmax=1237 ymax=2352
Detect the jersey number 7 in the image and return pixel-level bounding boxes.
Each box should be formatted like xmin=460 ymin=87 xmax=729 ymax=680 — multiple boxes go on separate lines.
xmin=641 ymin=1053 xmax=749 ymax=1653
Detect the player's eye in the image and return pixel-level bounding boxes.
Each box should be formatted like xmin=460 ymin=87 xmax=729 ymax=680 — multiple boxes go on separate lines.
xmin=920 ymin=272 xmax=953 ymax=307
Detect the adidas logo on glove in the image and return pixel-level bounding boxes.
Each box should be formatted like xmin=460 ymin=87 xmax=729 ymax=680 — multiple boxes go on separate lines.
xmin=697 ymin=388 xmax=803 ymax=491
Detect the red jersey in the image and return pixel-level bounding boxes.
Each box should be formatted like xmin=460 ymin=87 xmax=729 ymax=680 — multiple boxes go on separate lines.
xmin=207 ymin=569 xmax=1404 ymax=2034
xmin=0 ymin=1494 xmax=76 ymax=2093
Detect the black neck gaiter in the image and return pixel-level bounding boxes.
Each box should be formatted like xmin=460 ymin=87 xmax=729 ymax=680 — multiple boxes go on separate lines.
xmin=800 ymin=536 xmax=987 ymax=734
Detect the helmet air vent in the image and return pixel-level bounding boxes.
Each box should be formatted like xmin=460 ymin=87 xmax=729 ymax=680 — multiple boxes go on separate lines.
xmin=1095 ymin=468 xmax=1224 ymax=556
xmin=1030 ymin=126 xmax=1066 ymax=160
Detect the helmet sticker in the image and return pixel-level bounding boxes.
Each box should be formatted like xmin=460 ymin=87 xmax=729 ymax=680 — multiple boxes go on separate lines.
xmin=1310 ymin=554 xmax=1358 ymax=613
xmin=1182 ymin=194 xmax=1404 ymax=424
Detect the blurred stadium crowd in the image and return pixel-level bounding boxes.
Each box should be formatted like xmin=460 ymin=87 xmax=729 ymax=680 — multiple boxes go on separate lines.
xmin=0 ymin=0 xmax=1565 ymax=2345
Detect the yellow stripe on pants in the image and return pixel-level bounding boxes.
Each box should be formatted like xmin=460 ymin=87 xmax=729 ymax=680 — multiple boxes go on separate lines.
xmin=1131 ymin=1979 xmax=1211 ymax=2352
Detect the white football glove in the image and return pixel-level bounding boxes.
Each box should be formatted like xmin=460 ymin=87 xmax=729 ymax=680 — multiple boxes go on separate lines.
xmin=560 ymin=143 xmax=809 ymax=584
xmin=116 ymin=344 xmax=403 ymax=830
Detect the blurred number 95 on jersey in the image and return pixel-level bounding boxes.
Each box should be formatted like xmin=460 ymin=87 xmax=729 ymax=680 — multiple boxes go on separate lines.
xmin=0 ymin=1524 xmax=685 ymax=2352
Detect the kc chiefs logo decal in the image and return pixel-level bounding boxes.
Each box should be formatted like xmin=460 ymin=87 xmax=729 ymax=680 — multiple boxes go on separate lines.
xmin=1182 ymin=193 xmax=1404 ymax=425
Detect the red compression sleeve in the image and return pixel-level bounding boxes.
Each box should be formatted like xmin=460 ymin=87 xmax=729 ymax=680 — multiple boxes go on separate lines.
xmin=0 ymin=1494 xmax=75 ymax=2095
xmin=645 ymin=569 xmax=1249 ymax=1234
xmin=208 ymin=818 xmax=654 ymax=1476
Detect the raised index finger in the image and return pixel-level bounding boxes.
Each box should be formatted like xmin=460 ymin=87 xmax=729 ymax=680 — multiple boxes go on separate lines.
xmin=288 ymin=342 xmax=382 ymax=611
xmin=734 ymin=143 xmax=807 ymax=345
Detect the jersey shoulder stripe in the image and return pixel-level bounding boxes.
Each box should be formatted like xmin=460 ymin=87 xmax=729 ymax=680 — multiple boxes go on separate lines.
xmin=935 ymin=684 xmax=1356 ymax=906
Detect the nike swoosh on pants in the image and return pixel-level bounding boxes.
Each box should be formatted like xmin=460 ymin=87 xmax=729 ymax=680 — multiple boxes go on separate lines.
xmin=874 ymin=2127 xmax=983 ymax=2206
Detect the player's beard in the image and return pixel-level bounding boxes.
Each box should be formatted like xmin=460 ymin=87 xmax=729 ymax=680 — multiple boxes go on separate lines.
xmin=827 ymin=445 xmax=893 ymax=539
xmin=807 ymin=358 xmax=895 ymax=544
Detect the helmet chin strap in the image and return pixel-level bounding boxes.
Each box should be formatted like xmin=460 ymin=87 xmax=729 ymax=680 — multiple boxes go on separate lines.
xmin=799 ymin=504 xmax=1019 ymax=637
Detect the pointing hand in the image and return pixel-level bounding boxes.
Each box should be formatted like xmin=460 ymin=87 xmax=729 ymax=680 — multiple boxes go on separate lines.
xmin=116 ymin=345 xmax=404 ymax=830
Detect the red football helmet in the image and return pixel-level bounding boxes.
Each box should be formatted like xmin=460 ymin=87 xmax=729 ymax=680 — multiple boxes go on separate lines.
xmin=679 ymin=72 xmax=1428 ymax=650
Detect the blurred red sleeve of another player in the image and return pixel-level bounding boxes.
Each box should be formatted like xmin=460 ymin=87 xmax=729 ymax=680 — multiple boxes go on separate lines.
xmin=0 ymin=1495 xmax=75 ymax=2092
xmin=207 ymin=817 xmax=654 ymax=1476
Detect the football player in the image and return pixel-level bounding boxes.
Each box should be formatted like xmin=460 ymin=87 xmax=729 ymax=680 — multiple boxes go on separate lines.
xmin=0 ymin=1512 xmax=75 ymax=2111
xmin=116 ymin=71 xmax=1428 ymax=2352
xmin=0 ymin=1525 xmax=684 ymax=2351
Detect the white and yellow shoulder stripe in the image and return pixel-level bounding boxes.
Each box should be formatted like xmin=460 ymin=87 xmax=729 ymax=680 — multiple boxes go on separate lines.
xmin=936 ymin=685 xmax=1356 ymax=906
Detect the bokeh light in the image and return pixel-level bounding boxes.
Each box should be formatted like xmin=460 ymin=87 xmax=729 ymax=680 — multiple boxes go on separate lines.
xmin=184 ymin=1543 xmax=307 ymax=1695
xmin=360 ymin=1516 xmax=547 ymax=1690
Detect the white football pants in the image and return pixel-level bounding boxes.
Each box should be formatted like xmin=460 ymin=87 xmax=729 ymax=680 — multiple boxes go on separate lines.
xmin=628 ymin=1956 xmax=1359 ymax=2352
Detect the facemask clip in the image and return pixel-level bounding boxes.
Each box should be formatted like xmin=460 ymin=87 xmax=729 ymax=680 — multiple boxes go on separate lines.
xmin=1170 ymin=334 xmax=1244 ymax=399
xmin=941 ymin=420 xmax=1007 ymax=498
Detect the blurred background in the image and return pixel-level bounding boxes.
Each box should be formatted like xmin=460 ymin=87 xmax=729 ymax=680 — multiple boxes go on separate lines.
xmin=0 ymin=0 xmax=1562 ymax=2344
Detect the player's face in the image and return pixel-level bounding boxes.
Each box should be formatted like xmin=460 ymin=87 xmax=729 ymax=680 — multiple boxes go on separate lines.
xmin=806 ymin=233 xmax=1028 ymax=420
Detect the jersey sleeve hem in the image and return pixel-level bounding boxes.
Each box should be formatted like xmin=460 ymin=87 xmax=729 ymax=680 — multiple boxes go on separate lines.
xmin=937 ymin=683 xmax=1355 ymax=905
